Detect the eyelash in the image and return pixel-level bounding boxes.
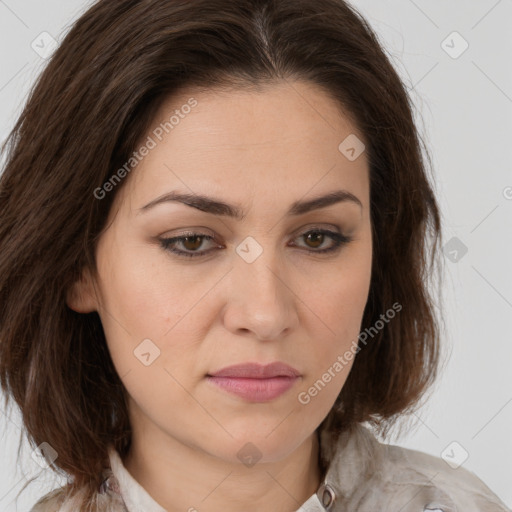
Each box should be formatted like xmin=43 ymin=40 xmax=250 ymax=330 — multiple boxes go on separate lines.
xmin=159 ymin=228 xmax=353 ymax=259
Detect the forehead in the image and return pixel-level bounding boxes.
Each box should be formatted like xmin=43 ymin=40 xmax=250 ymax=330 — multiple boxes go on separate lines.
xmin=120 ymin=80 xmax=370 ymax=214
xmin=154 ymin=80 xmax=364 ymax=149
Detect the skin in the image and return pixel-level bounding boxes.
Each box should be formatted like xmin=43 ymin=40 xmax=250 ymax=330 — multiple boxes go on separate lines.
xmin=67 ymin=80 xmax=372 ymax=512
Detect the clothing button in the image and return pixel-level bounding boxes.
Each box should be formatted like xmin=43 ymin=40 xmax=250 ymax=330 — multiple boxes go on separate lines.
xmin=424 ymin=502 xmax=446 ymax=512
xmin=99 ymin=473 xmax=121 ymax=495
xmin=317 ymin=483 xmax=336 ymax=510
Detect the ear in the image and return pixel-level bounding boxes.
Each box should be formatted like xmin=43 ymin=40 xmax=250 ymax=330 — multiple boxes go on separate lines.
xmin=66 ymin=267 xmax=98 ymax=313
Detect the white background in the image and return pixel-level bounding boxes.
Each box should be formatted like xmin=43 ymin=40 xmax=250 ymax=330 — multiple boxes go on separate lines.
xmin=0 ymin=0 xmax=511 ymax=510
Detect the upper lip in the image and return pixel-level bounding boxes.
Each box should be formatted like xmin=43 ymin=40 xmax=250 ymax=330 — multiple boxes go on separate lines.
xmin=208 ymin=362 xmax=300 ymax=379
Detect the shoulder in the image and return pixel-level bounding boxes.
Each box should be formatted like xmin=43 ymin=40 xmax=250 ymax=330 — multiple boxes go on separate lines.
xmin=381 ymin=441 xmax=510 ymax=511
xmin=29 ymin=486 xmax=67 ymax=512
xmin=29 ymin=482 xmax=128 ymax=512
xmin=321 ymin=424 xmax=511 ymax=511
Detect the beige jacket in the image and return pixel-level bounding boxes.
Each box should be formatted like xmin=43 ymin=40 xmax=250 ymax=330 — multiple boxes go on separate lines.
xmin=30 ymin=423 xmax=510 ymax=511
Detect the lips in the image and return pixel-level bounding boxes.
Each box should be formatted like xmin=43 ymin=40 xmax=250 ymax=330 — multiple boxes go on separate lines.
xmin=206 ymin=362 xmax=301 ymax=402
xmin=207 ymin=361 xmax=300 ymax=379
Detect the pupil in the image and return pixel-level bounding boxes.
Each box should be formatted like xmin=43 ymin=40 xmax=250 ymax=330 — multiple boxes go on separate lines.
xmin=306 ymin=232 xmax=323 ymax=248
xmin=184 ymin=236 xmax=202 ymax=250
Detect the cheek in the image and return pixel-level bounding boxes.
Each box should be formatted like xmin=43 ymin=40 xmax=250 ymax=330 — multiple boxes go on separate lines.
xmin=305 ymin=243 xmax=371 ymax=340
xmin=96 ymin=239 xmax=189 ymax=330
xmin=302 ymin=279 xmax=366 ymax=384
xmin=95 ymin=238 xmax=217 ymax=381
xmin=298 ymin=244 xmax=371 ymax=393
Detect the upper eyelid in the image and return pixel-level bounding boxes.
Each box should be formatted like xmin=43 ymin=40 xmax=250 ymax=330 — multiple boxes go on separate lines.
xmin=163 ymin=222 xmax=343 ymax=238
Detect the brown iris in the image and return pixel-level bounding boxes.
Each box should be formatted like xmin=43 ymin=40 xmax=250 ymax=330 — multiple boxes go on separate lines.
xmin=181 ymin=235 xmax=204 ymax=251
xmin=304 ymin=232 xmax=324 ymax=248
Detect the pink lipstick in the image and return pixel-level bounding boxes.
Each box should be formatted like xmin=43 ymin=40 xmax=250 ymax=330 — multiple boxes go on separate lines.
xmin=206 ymin=362 xmax=300 ymax=402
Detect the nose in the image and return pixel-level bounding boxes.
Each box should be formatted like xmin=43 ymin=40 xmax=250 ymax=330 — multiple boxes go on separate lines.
xmin=221 ymin=247 xmax=300 ymax=341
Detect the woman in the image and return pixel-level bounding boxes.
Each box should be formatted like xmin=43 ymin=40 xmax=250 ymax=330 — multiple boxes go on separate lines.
xmin=0 ymin=0 xmax=508 ymax=511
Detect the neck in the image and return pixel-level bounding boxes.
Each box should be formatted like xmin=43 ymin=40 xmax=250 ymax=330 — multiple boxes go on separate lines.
xmin=123 ymin=422 xmax=322 ymax=512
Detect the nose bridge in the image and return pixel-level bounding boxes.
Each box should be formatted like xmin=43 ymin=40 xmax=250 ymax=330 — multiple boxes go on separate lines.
xmin=236 ymin=237 xmax=285 ymax=306
xmin=225 ymin=235 xmax=298 ymax=339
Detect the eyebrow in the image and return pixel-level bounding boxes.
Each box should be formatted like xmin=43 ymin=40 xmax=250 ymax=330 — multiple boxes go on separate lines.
xmin=138 ymin=189 xmax=362 ymax=219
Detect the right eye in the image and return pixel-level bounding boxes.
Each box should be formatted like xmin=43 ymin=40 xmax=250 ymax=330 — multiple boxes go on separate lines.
xmin=159 ymin=232 xmax=220 ymax=258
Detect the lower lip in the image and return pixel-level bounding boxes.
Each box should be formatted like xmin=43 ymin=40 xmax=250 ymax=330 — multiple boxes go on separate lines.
xmin=206 ymin=375 xmax=299 ymax=402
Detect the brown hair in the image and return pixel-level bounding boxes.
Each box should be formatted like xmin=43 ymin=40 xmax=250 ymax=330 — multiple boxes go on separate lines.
xmin=0 ymin=0 xmax=444 ymax=508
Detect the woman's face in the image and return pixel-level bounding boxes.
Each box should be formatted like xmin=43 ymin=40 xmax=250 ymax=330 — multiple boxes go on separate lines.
xmin=71 ymin=80 xmax=372 ymax=464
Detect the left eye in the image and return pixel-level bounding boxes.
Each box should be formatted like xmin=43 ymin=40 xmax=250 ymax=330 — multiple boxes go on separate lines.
xmin=159 ymin=229 xmax=353 ymax=259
